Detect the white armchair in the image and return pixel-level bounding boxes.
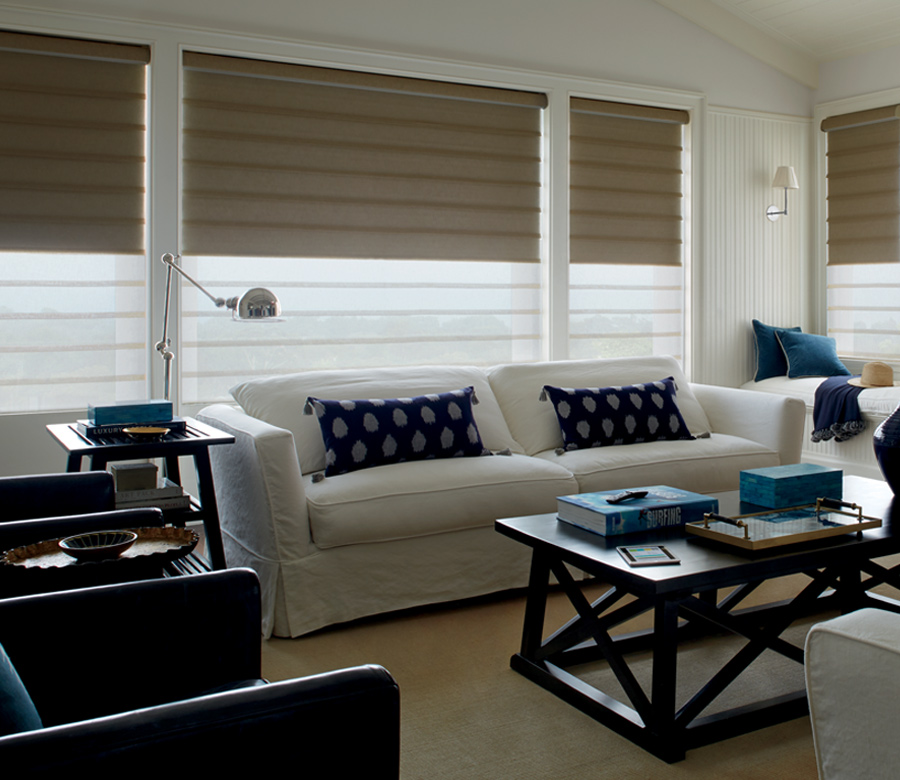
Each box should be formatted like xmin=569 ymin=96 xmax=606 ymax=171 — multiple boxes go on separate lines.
xmin=805 ymin=609 xmax=900 ymax=780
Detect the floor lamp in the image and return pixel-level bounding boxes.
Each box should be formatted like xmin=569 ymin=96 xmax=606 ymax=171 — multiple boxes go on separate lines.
xmin=156 ymin=253 xmax=282 ymax=402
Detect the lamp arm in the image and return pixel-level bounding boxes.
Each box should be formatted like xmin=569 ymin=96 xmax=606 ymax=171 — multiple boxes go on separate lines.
xmin=160 ymin=252 xmax=228 ymax=309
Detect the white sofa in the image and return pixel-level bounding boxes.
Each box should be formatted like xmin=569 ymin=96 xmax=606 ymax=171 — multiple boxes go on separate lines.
xmin=199 ymin=356 xmax=805 ymax=638
xmin=742 ymin=376 xmax=900 ymax=480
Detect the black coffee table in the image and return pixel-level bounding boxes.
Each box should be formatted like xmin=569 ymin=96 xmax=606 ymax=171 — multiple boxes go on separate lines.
xmin=495 ymin=476 xmax=900 ymax=763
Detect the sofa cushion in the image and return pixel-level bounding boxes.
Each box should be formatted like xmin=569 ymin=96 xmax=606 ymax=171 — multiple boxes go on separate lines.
xmin=541 ymin=377 xmax=694 ymax=451
xmin=0 ymin=642 xmax=42 ymax=736
xmin=752 ymin=319 xmax=801 ymax=381
xmin=488 ymin=356 xmax=712 ymax=457
xmin=305 ymin=453 xmax=578 ymax=549
xmin=775 ymin=330 xmax=850 ymax=379
xmin=535 ymin=433 xmax=780 ymax=495
xmin=231 ymin=365 xmax=523 ymax=475
xmin=306 ymin=387 xmax=490 ymax=476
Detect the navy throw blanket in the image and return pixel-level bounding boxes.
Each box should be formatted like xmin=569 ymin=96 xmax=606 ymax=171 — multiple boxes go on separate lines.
xmin=812 ymin=375 xmax=866 ymax=442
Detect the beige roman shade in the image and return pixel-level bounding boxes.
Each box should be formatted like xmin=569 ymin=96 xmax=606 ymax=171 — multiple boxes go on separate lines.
xmin=181 ymin=52 xmax=547 ymax=262
xmin=569 ymin=98 xmax=689 ymax=266
xmin=822 ymin=105 xmax=900 ymax=266
xmin=0 ymin=31 xmax=149 ymax=254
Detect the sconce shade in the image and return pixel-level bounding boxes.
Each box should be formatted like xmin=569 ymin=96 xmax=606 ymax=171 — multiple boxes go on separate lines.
xmin=235 ymin=287 xmax=282 ymax=320
xmin=772 ymin=166 xmax=799 ymax=190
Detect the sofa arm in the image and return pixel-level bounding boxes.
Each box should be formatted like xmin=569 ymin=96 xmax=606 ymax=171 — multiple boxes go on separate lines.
xmin=805 ymin=609 xmax=900 ymax=780
xmin=0 ymin=665 xmax=400 ymax=777
xmin=690 ymin=383 xmax=805 ymax=465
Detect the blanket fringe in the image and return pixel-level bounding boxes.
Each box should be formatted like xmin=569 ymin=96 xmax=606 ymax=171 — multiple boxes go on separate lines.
xmin=811 ymin=419 xmax=867 ymax=443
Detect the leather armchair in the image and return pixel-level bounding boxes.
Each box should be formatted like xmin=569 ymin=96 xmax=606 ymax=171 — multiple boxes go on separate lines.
xmin=0 ymin=568 xmax=400 ymax=775
xmin=0 ymin=471 xmax=165 ymax=595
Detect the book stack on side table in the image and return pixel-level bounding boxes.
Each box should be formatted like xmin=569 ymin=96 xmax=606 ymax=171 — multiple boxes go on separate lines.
xmin=557 ymin=485 xmax=719 ymax=537
xmin=109 ymin=463 xmax=191 ymax=512
xmin=79 ymin=400 xmax=183 ymax=440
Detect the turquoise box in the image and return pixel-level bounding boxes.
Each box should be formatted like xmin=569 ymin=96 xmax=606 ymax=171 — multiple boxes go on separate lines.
xmin=87 ymin=399 xmax=173 ymax=426
xmin=740 ymin=464 xmax=843 ymax=509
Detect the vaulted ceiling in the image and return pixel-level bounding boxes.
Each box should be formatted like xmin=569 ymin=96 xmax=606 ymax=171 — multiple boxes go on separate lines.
xmin=654 ymin=0 xmax=900 ymax=88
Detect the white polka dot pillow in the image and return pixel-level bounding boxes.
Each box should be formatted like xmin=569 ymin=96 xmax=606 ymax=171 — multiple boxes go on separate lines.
xmin=540 ymin=377 xmax=695 ymax=451
xmin=304 ymin=386 xmax=491 ymax=476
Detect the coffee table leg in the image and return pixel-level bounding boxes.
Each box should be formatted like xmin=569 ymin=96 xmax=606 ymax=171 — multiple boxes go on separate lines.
xmin=651 ymin=597 xmax=683 ymax=761
xmin=520 ymin=550 xmax=551 ymax=657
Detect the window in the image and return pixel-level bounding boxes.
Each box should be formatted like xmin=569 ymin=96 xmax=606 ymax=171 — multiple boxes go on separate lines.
xmin=177 ymin=53 xmax=545 ymax=405
xmin=568 ymin=98 xmax=689 ymax=362
xmin=0 ymin=32 xmax=148 ymax=414
xmin=822 ymin=105 xmax=900 ymax=361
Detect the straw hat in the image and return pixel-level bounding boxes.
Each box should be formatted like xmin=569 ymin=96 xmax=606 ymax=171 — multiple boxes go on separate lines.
xmin=848 ymin=361 xmax=897 ymax=388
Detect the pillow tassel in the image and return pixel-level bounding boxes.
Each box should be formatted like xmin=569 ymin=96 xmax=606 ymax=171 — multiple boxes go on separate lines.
xmin=539 ymin=387 xmax=548 ymax=402
xmin=312 ymin=472 xmax=326 ymax=483
xmin=495 ymin=447 xmax=512 ymax=456
xmin=471 ymin=387 xmax=480 ymax=405
xmin=303 ymin=398 xmax=315 ymax=415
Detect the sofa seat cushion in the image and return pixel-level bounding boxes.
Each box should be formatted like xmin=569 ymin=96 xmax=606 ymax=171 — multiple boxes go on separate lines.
xmin=743 ymin=376 xmax=900 ymax=418
xmin=306 ymin=453 xmax=578 ymax=549
xmin=534 ymin=433 xmax=780 ymax=495
xmin=488 ymin=356 xmax=712 ymax=457
xmin=231 ymin=365 xmax=523 ymax=475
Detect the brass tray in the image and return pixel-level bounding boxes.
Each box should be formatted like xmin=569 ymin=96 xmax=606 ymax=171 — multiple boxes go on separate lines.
xmin=685 ymin=497 xmax=882 ymax=551
xmin=2 ymin=527 xmax=198 ymax=569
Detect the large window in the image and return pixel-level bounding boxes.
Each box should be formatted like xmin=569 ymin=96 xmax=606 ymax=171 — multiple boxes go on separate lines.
xmin=568 ymin=98 xmax=688 ymax=362
xmin=177 ymin=52 xmax=546 ymax=405
xmin=0 ymin=32 xmax=148 ymax=414
xmin=822 ymin=104 xmax=900 ymax=361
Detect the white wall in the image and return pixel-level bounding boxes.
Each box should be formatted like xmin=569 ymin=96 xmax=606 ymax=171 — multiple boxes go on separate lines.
xmin=0 ymin=0 xmax=816 ymax=475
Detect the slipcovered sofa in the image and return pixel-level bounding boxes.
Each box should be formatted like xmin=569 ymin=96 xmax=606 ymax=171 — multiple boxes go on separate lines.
xmin=198 ymin=355 xmax=805 ymax=638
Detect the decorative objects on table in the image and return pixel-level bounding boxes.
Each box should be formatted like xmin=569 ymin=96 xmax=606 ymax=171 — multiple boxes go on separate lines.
xmin=687 ymin=497 xmax=881 ymax=551
xmin=58 ymin=530 xmax=138 ymax=561
xmin=87 ymin=399 xmax=173 ymax=426
xmin=156 ymin=252 xmax=282 ymax=401
xmin=739 ymin=463 xmax=843 ymax=508
xmin=556 ymin=485 xmax=719 ymax=536
xmin=77 ymin=416 xmax=187 ymax=440
xmin=874 ymin=404 xmax=900 ymax=495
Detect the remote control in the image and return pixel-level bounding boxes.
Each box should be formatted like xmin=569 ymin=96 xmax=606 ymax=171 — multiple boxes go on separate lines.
xmin=605 ymin=490 xmax=649 ymax=504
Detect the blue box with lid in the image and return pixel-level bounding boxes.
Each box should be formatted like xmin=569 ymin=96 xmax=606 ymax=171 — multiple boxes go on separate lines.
xmin=739 ymin=464 xmax=843 ymax=509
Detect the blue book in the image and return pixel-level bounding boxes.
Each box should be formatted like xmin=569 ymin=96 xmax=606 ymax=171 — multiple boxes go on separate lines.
xmin=557 ymin=485 xmax=719 ymax=537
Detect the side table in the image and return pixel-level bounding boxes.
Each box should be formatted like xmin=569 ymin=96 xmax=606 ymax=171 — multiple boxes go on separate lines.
xmin=46 ymin=417 xmax=234 ymax=570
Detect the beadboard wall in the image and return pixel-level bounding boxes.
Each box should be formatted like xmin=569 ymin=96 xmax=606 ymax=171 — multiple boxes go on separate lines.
xmin=694 ymin=108 xmax=813 ymax=388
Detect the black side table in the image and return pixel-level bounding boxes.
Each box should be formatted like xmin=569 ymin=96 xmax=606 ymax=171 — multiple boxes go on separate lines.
xmin=46 ymin=417 xmax=234 ymax=570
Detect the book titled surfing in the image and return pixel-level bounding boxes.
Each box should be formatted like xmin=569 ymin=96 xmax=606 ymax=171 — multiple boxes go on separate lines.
xmin=557 ymin=485 xmax=719 ymax=537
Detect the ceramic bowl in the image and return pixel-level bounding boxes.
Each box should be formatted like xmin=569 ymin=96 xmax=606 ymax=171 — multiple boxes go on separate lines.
xmin=59 ymin=530 xmax=139 ymax=562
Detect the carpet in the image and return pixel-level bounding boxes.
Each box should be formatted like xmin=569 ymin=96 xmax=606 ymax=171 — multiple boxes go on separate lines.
xmin=262 ymin=573 xmax=825 ymax=779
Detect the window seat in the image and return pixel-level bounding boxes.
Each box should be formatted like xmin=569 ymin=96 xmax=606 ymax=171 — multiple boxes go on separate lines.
xmin=740 ymin=376 xmax=900 ymax=480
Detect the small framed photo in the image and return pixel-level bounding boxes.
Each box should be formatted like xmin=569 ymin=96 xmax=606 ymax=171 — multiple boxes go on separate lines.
xmin=617 ymin=545 xmax=680 ymax=567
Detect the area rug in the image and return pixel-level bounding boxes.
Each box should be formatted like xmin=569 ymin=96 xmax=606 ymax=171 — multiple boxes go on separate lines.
xmin=262 ymin=573 xmax=825 ymax=779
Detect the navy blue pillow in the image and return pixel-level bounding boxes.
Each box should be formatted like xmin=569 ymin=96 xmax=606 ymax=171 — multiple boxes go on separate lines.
xmin=752 ymin=319 xmax=801 ymax=381
xmin=541 ymin=377 xmax=695 ymax=451
xmin=305 ymin=386 xmax=490 ymax=476
xmin=776 ymin=330 xmax=850 ymax=378
xmin=0 ymin=642 xmax=42 ymax=736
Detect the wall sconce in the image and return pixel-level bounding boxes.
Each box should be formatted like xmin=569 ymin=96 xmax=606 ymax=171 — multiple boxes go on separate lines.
xmin=156 ymin=253 xmax=282 ymax=402
xmin=766 ymin=166 xmax=799 ymax=222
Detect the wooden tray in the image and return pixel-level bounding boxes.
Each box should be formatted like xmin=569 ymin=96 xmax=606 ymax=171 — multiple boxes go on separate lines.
xmin=2 ymin=527 xmax=198 ymax=569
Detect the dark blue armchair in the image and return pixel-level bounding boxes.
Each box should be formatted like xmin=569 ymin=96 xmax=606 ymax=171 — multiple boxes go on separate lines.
xmin=0 ymin=568 xmax=400 ymax=775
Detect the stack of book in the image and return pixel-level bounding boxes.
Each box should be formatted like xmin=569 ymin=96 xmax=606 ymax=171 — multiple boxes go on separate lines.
xmin=78 ymin=399 xmax=184 ymax=440
xmin=115 ymin=478 xmax=191 ymax=512
xmin=109 ymin=462 xmax=191 ymax=512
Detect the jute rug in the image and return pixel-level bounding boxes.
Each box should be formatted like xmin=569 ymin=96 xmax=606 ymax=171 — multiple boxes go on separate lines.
xmin=262 ymin=573 xmax=826 ymax=779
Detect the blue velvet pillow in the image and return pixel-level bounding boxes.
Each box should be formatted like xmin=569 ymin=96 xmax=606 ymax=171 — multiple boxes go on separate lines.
xmin=541 ymin=377 xmax=695 ymax=451
xmin=752 ymin=319 xmax=801 ymax=381
xmin=305 ymin=386 xmax=490 ymax=476
xmin=776 ymin=330 xmax=850 ymax=379
xmin=0 ymin=642 xmax=42 ymax=736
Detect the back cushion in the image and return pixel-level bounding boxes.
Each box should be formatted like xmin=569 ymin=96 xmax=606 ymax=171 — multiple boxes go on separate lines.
xmin=487 ymin=356 xmax=712 ymax=456
xmin=232 ymin=365 xmax=522 ymax=475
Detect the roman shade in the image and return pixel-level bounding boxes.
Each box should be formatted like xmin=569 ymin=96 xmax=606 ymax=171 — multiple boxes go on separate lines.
xmin=569 ymin=98 xmax=689 ymax=266
xmin=181 ymin=52 xmax=547 ymax=262
xmin=822 ymin=105 xmax=900 ymax=266
xmin=0 ymin=31 xmax=149 ymax=254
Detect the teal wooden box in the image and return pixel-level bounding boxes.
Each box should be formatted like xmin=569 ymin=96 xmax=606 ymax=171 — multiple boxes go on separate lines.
xmin=87 ymin=399 xmax=173 ymax=426
xmin=739 ymin=464 xmax=843 ymax=509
